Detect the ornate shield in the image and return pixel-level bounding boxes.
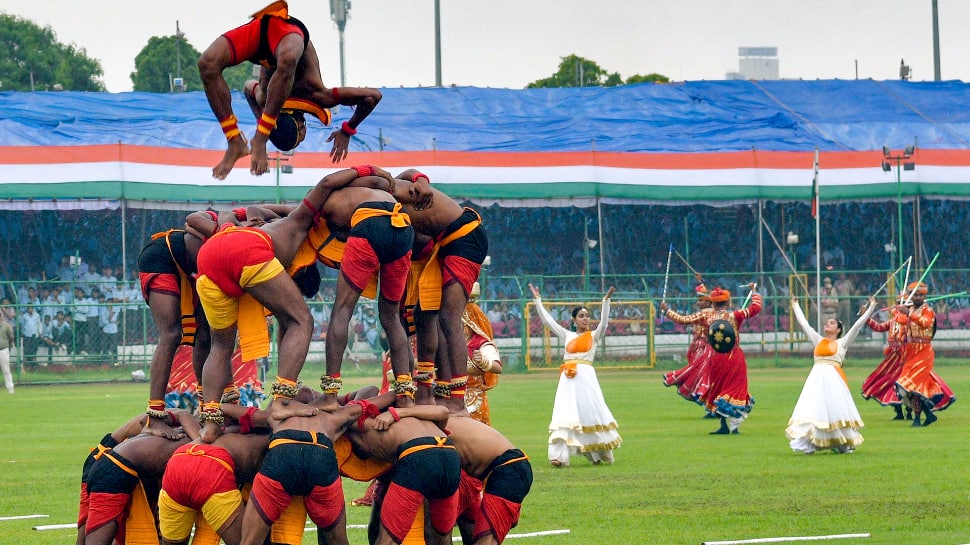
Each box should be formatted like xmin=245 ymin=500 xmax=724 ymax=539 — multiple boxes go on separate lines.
xmin=707 ymin=319 xmax=737 ymax=353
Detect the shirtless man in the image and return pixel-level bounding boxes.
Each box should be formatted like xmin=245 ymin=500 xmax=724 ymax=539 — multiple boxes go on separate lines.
xmin=199 ymin=1 xmax=382 ymax=179
xmin=136 ymin=227 xmax=211 ymax=437
xmin=315 ymin=170 xmax=415 ymax=410
xmin=157 ymin=401 xmax=315 ymax=545
xmin=366 ymin=170 xmax=488 ymax=413
xmin=347 ymin=402 xmax=461 ymax=545
xmin=76 ymin=413 xmax=154 ymax=545
xmin=83 ymin=413 xmax=200 ymax=545
xmin=446 ymin=416 xmax=533 ymax=545
xmin=185 ymin=166 xmax=398 ymax=442
xmin=238 ymin=390 xmax=396 ymax=545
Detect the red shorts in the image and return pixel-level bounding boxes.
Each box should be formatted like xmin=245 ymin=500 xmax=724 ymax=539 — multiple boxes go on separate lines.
xmin=161 ymin=444 xmax=238 ymax=508
xmin=197 ymin=227 xmax=277 ymax=298
xmin=249 ymin=431 xmax=344 ymax=530
xmin=380 ymin=437 xmax=461 ymax=541
xmin=472 ymin=450 xmax=532 ymax=543
xmin=222 ymin=16 xmax=306 ymax=66
xmin=85 ymin=452 xmax=139 ymax=536
xmin=341 ymin=206 xmax=413 ymax=302
xmin=77 ymin=482 xmax=90 ymax=527
xmin=140 ymin=272 xmax=179 ymax=301
xmin=441 ymin=255 xmax=482 ymax=297
xmin=455 ymin=470 xmax=484 ymax=521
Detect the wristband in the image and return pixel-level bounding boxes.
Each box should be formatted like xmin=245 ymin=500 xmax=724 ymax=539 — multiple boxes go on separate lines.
xmin=205 ymin=210 xmax=218 ymax=222
xmin=352 ymin=165 xmax=375 ymax=178
xmin=303 ymin=198 xmax=325 ymax=225
xmin=239 ymin=406 xmax=257 ymax=434
xmin=341 ymin=121 xmax=357 ymax=136
xmin=388 ymin=407 xmax=401 ymax=422
xmin=410 ymin=172 xmax=430 ymax=184
xmin=233 ymin=207 xmax=247 ymax=221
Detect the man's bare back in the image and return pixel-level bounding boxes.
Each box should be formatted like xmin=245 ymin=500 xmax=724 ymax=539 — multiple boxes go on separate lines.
xmin=444 ymin=416 xmax=516 ymax=479
xmin=350 ymin=406 xmax=450 ymax=462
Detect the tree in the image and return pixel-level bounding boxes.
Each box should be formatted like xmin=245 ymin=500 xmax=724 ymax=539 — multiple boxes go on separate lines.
xmin=528 ymin=55 xmax=614 ymax=88
xmin=626 ymin=73 xmax=670 ymax=84
xmin=0 ymin=13 xmax=105 ymax=91
xmin=527 ymin=54 xmax=668 ymax=88
xmin=131 ymin=35 xmax=253 ymax=93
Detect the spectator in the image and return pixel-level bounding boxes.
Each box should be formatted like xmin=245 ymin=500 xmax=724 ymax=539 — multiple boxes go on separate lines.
xmin=40 ymin=314 xmax=58 ymax=364
xmin=72 ymin=287 xmax=92 ymax=355
xmin=835 ymin=273 xmax=858 ymax=329
xmin=85 ymin=288 xmax=103 ymax=354
xmin=19 ymin=305 xmax=42 ymax=366
xmin=52 ymin=311 xmax=72 ymax=352
xmin=1 ymin=297 xmax=15 ymax=324
xmin=0 ymin=312 xmax=14 ymax=393
xmin=361 ymin=306 xmax=380 ymax=350
xmin=20 ymin=286 xmax=40 ymax=312
xmin=98 ymin=294 xmax=119 ymax=362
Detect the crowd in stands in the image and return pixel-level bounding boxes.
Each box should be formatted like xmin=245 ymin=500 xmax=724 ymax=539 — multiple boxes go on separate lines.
xmin=2 ymin=199 xmax=969 ymax=352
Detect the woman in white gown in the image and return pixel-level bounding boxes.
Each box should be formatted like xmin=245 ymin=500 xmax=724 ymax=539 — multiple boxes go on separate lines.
xmin=786 ymin=295 xmax=876 ymax=454
xmin=529 ymin=284 xmax=621 ymax=467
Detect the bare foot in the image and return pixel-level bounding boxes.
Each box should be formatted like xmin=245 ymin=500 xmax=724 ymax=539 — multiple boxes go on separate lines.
xmin=213 ymin=135 xmax=250 ymax=180
xmin=314 ymin=393 xmax=341 ymax=413
xmin=142 ymin=419 xmax=182 ymax=440
xmin=250 ymin=135 xmax=269 ymax=176
xmin=200 ymin=420 xmax=222 ymax=443
xmin=270 ymin=398 xmax=318 ymax=420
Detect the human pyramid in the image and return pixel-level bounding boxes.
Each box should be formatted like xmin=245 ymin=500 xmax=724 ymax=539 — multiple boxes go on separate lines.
xmin=78 ymin=3 xmax=532 ymax=545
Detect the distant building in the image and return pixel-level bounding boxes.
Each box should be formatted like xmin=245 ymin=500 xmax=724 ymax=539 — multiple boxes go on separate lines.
xmin=726 ymin=47 xmax=779 ymax=80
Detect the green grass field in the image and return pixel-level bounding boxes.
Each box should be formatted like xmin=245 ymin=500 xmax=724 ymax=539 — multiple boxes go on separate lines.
xmin=1 ymin=361 xmax=968 ymax=544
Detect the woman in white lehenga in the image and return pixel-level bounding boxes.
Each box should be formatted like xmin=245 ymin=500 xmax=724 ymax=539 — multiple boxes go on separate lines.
xmin=529 ymin=284 xmax=621 ymax=467
xmin=786 ymin=295 xmax=876 ymax=454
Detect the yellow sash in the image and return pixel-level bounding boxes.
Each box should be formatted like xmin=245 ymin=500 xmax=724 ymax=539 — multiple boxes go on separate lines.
xmin=152 ymin=229 xmax=197 ymax=346
xmin=282 ymin=97 xmax=332 ymax=126
xmin=125 ymin=482 xmax=160 ymax=545
xmin=350 ymin=202 xmax=411 ymax=228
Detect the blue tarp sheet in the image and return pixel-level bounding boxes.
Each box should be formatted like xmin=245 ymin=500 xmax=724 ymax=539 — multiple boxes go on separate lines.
xmin=1 ymin=79 xmax=968 ymax=153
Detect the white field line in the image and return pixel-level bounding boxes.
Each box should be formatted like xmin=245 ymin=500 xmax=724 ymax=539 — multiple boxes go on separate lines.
xmin=1 ymin=514 xmax=48 ymax=521
xmin=703 ymin=533 xmax=871 ymax=545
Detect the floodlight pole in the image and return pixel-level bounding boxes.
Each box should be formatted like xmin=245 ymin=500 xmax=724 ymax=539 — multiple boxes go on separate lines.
xmin=330 ymin=0 xmax=350 ymax=87
xmin=176 ymin=21 xmax=183 ymax=83
xmin=932 ymin=0 xmax=941 ymax=81
xmin=434 ymin=0 xmax=442 ymax=86
xmin=883 ymin=145 xmax=915 ymax=272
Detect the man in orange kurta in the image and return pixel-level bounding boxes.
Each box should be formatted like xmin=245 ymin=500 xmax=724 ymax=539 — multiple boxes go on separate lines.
xmin=894 ymin=281 xmax=955 ymax=426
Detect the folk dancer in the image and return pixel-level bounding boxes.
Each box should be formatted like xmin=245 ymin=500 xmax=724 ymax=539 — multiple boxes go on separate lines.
xmin=463 ymin=282 xmax=503 ymax=425
xmin=660 ymin=275 xmax=715 ymax=411
xmin=668 ymin=285 xmax=762 ymax=434
xmin=785 ymin=296 xmax=876 ymax=454
xmin=529 ymin=284 xmax=621 ymax=467
xmin=894 ymin=281 xmax=956 ymax=426
xmin=862 ymin=293 xmax=912 ymax=420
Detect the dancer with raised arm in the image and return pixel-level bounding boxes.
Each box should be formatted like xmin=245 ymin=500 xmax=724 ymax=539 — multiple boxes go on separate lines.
xmin=785 ymin=296 xmax=876 ymax=454
xmin=529 ymin=284 xmax=620 ymax=467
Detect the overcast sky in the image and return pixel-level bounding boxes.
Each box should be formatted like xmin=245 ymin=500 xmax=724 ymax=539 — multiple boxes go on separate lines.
xmin=3 ymin=0 xmax=970 ymax=93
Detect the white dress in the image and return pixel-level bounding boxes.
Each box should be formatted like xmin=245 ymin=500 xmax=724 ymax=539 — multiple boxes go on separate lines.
xmin=785 ymin=301 xmax=876 ymax=454
xmin=533 ymin=296 xmax=622 ymax=465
